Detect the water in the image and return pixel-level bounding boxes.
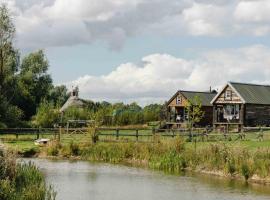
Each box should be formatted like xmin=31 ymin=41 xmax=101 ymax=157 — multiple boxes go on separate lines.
xmin=22 ymin=159 xmax=270 ymax=200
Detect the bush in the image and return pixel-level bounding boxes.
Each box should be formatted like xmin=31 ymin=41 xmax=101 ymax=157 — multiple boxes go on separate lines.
xmin=69 ymin=141 xmax=80 ymax=156
xmin=46 ymin=142 xmax=60 ymax=156
xmin=0 ymin=151 xmax=56 ymax=199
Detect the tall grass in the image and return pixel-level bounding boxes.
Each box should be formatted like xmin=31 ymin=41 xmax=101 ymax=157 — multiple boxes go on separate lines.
xmin=0 ymin=149 xmax=56 ymax=200
xmin=45 ymin=137 xmax=270 ymax=182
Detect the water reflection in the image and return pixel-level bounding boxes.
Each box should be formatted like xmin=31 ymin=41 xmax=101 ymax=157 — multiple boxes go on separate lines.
xmin=22 ymin=159 xmax=270 ymax=200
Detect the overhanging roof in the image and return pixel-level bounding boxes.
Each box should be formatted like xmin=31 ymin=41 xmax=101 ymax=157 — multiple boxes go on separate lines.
xmin=211 ymin=82 xmax=270 ymax=105
xmin=167 ymin=90 xmax=217 ymax=106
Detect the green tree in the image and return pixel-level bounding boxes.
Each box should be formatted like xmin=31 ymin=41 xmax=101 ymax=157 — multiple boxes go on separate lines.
xmin=48 ymin=85 xmax=68 ymax=106
xmin=32 ymin=100 xmax=59 ymax=128
xmin=17 ymin=50 xmax=53 ymax=119
xmin=185 ymin=96 xmax=204 ymax=128
xmin=0 ymin=5 xmax=22 ymax=127
xmin=0 ymin=4 xmax=17 ymax=92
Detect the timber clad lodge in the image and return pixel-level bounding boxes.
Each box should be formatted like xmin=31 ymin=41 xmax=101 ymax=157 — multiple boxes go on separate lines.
xmin=167 ymin=82 xmax=270 ymax=131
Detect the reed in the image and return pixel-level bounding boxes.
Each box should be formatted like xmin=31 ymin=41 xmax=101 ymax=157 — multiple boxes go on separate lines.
xmin=45 ymin=138 xmax=270 ymax=182
xmin=0 ymin=149 xmax=56 ymax=200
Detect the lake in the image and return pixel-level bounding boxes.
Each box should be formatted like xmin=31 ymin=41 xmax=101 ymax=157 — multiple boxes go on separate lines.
xmin=22 ymin=159 xmax=270 ymax=200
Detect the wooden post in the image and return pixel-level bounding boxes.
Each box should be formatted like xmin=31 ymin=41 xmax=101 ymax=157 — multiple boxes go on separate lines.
xmin=259 ymin=127 xmax=263 ymax=141
xmin=136 ymin=129 xmax=139 ymax=142
xmin=16 ymin=134 xmax=18 ymax=140
xmin=172 ymin=129 xmax=175 ymax=138
xmin=116 ymin=129 xmax=119 ymax=140
xmin=152 ymin=128 xmax=156 ymax=135
xmin=59 ymin=126 xmax=62 ymax=142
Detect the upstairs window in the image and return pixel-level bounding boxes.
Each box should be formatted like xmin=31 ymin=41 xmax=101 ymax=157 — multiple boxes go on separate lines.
xmin=225 ymin=90 xmax=232 ymax=100
xmin=176 ymin=96 xmax=182 ymax=105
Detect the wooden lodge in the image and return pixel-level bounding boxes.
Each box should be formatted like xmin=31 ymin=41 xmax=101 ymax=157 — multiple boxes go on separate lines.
xmin=211 ymin=82 xmax=270 ymax=130
xmin=167 ymin=90 xmax=217 ymax=128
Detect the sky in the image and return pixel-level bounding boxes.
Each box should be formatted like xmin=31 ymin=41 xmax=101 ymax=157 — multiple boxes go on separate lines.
xmin=2 ymin=0 xmax=270 ymax=105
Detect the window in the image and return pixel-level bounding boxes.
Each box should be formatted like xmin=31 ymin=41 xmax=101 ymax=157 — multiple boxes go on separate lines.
xmin=176 ymin=96 xmax=182 ymax=104
xmin=225 ymin=90 xmax=232 ymax=100
xmin=224 ymin=104 xmax=240 ymax=121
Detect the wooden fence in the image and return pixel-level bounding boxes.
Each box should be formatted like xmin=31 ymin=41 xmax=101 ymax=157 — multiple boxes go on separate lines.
xmin=94 ymin=126 xmax=270 ymax=142
xmin=0 ymin=126 xmax=269 ymax=142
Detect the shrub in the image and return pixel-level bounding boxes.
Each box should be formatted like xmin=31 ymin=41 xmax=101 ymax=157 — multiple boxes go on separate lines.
xmin=0 ymin=151 xmax=56 ymax=200
xmin=69 ymin=141 xmax=80 ymax=156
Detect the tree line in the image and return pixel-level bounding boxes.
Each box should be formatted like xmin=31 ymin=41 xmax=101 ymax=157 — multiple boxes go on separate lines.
xmin=0 ymin=5 xmax=165 ymax=128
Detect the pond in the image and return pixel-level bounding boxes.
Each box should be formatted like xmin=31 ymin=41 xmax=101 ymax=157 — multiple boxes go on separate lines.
xmin=23 ymin=159 xmax=270 ymax=200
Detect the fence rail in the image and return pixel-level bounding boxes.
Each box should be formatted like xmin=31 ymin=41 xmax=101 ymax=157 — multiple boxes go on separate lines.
xmin=0 ymin=126 xmax=269 ymax=142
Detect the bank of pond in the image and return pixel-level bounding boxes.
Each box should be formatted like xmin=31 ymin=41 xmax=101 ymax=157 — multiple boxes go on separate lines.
xmin=2 ymin=138 xmax=270 ymax=200
xmin=25 ymin=158 xmax=270 ymax=200
xmin=40 ymin=138 xmax=270 ymax=184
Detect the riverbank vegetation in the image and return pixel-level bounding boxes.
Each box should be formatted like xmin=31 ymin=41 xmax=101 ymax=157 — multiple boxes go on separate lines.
xmin=0 ymin=149 xmax=56 ymax=200
xmin=42 ymin=138 xmax=270 ymax=184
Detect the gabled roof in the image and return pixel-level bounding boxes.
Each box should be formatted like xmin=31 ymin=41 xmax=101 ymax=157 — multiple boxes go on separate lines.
xmin=211 ymin=82 xmax=270 ymax=105
xmin=167 ymin=90 xmax=217 ymax=106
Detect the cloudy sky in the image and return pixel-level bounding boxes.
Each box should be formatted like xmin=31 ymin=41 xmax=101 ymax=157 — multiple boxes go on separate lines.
xmin=3 ymin=0 xmax=270 ymax=104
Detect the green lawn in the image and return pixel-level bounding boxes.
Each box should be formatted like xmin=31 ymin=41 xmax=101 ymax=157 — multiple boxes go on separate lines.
xmin=1 ymin=130 xmax=270 ymax=154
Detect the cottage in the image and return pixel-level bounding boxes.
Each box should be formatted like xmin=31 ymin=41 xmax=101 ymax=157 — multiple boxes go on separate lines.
xmin=211 ymin=82 xmax=270 ymax=129
xmin=167 ymin=90 xmax=217 ymax=128
xmin=60 ymin=87 xmax=84 ymax=113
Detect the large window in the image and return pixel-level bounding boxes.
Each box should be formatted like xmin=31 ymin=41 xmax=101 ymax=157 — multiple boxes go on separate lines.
xmin=224 ymin=104 xmax=240 ymax=121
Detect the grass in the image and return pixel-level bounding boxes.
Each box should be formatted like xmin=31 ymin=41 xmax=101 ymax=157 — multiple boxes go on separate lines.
xmin=2 ymin=129 xmax=270 ymax=183
xmin=38 ymin=135 xmax=270 ymax=183
xmin=0 ymin=150 xmax=56 ymax=200
xmin=2 ymin=129 xmax=270 ymax=153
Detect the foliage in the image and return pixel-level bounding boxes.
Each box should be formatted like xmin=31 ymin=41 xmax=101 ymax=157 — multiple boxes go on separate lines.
xmin=32 ymin=100 xmax=59 ymax=128
xmin=0 ymin=4 xmax=64 ymax=127
xmin=16 ymin=50 xmax=53 ymax=120
xmin=185 ymin=96 xmax=204 ymax=128
xmin=0 ymin=151 xmax=56 ymax=199
xmin=44 ymin=139 xmax=270 ymax=182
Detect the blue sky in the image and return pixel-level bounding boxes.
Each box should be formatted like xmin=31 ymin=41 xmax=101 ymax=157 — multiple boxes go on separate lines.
xmin=5 ymin=0 xmax=270 ymax=104
xmin=46 ymin=35 xmax=270 ymax=83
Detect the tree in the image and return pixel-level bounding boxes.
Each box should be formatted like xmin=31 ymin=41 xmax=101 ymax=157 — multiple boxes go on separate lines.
xmin=17 ymin=50 xmax=53 ymax=119
xmin=32 ymin=100 xmax=59 ymax=128
xmin=0 ymin=4 xmax=17 ymax=93
xmin=185 ymin=96 xmax=204 ymax=128
xmin=0 ymin=5 xmax=22 ymax=127
xmin=48 ymin=85 xmax=68 ymax=106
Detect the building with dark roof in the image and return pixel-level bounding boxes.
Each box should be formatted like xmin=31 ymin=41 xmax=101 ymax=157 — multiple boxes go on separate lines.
xmin=167 ymin=90 xmax=217 ymax=128
xmin=211 ymin=82 xmax=270 ymax=128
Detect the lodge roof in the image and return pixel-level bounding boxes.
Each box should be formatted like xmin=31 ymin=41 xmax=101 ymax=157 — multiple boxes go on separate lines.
xmin=167 ymin=90 xmax=217 ymax=106
xmin=60 ymin=87 xmax=84 ymax=112
xmin=228 ymin=82 xmax=270 ymax=105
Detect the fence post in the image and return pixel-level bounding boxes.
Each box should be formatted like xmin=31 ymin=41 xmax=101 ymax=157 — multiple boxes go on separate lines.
xmin=116 ymin=129 xmax=119 ymax=140
xmin=152 ymin=128 xmax=156 ymax=135
xmin=59 ymin=126 xmax=62 ymax=142
xmin=189 ymin=128 xmax=192 ymax=142
xmin=37 ymin=127 xmax=40 ymax=139
xmin=136 ymin=129 xmax=139 ymax=142
xmin=259 ymin=127 xmax=263 ymax=141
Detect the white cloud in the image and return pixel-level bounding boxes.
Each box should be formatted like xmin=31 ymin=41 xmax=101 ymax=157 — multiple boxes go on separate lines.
xmin=1 ymin=0 xmax=270 ymax=50
xmin=182 ymin=3 xmax=227 ymax=36
xmin=234 ymin=0 xmax=270 ymax=23
xmin=68 ymin=45 xmax=270 ymax=104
